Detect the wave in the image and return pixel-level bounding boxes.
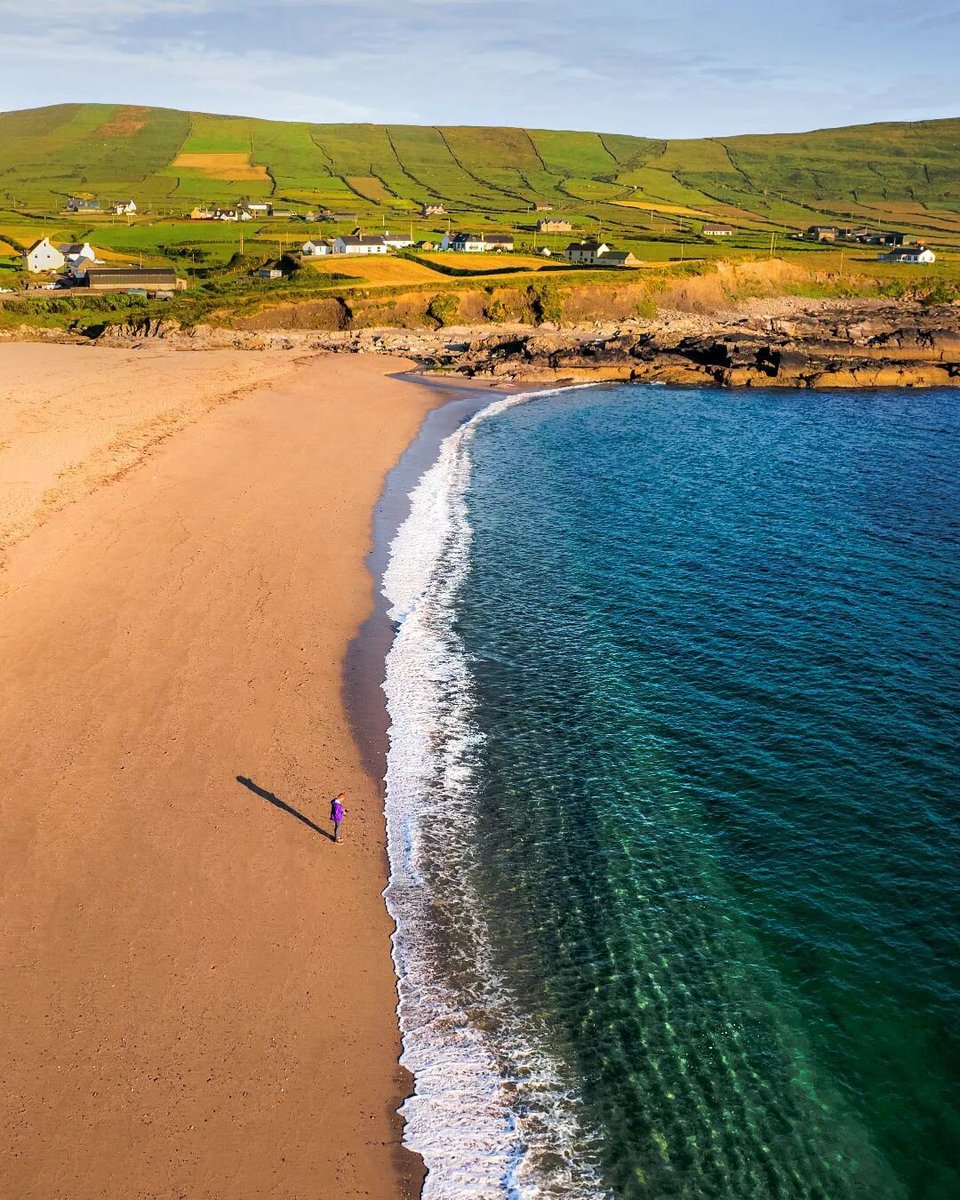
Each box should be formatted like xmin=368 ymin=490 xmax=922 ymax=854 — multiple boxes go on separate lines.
xmin=381 ymin=389 xmax=610 ymax=1199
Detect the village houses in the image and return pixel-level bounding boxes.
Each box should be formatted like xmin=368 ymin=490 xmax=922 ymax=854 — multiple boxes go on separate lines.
xmin=536 ymin=218 xmax=572 ymax=233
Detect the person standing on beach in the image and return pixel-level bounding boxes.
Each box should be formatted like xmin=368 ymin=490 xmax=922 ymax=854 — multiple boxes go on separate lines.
xmin=330 ymin=793 xmax=346 ymax=843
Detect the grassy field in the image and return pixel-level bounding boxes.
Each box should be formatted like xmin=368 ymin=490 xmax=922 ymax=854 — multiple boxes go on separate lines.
xmin=1 ymin=103 xmax=958 ymax=326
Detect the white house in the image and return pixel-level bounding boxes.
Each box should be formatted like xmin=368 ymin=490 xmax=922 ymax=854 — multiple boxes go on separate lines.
xmin=22 ymin=237 xmax=66 ymax=273
xmin=332 ymin=235 xmax=387 ymax=255
xmin=484 ymin=233 xmax=515 ymax=251
xmin=383 ymin=232 xmax=414 ymax=249
xmin=702 ymin=224 xmax=734 ymax=236
xmin=564 ymin=240 xmax=637 ymax=267
xmin=564 ymin=240 xmax=610 ymax=265
xmin=879 ymin=245 xmax=936 ymax=264
xmin=441 ymin=232 xmax=485 ymax=252
xmin=58 ymin=242 xmax=96 ymax=264
xmin=301 ymin=239 xmax=331 ymax=256
xmin=111 ymin=199 xmax=137 ymax=215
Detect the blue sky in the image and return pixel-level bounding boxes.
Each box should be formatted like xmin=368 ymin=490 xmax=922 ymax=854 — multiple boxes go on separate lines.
xmin=1 ymin=0 xmax=956 ymax=136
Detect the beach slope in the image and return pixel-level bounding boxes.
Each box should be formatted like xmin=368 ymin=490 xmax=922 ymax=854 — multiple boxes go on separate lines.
xmin=0 ymin=349 xmax=434 ymax=1199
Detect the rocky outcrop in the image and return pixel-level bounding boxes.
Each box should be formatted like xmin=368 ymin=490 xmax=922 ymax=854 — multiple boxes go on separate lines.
xmin=86 ymin=301 xmax=960 ymax=389
xmin=419 ymin=303 xmax=960 ymax=388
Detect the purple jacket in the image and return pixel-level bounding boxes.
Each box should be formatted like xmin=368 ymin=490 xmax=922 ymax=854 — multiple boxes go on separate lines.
xmin=331 ymin=799 xmax=344 ymax=823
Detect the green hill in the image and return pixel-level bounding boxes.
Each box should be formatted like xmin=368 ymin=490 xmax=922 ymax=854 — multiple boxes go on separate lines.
xmin=1 ymin=103 xmax=958 ymax=220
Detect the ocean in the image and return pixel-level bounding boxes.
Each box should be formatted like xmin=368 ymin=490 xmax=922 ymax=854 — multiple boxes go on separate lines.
xmin=381 ymin=383 xmax=959 ymax=1200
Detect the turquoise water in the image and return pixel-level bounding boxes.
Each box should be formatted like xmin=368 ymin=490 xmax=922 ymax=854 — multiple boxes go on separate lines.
xmin=383 ymin=384 xmax=959 ymax=1199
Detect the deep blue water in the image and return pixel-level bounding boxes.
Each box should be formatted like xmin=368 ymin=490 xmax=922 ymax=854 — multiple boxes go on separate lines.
xmin=384 ymin=384 xmax=959 ymax=1200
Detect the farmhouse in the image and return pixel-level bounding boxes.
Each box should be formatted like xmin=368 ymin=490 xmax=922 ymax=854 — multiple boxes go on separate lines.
xmin=537 ymin=218 xmax=572 ymax=233
xmin=83 ymin=268 xmax=183 ymax=293
xmin=702 ymin=224 xmax=734 ymax=236
xmin=484 ymin=233 xmax=515 ymax=251
xmin=421 ymin=203 xmax=446 ymax=216
xmin=189 ymin=207 xmax=214 ymax=220
xmin=383 ymin=232 xmax=414 ymax=249
xmin=564 ymin=240 xmax=637 ymax=267
xmin=806 ymin=225 xmax=838 ymax=242
xmin=301 ymin=239 xmax=331 ymax=256
xmin=58 ymin=242 xmax=98 ymax=277
xmin=111 ymin=200 xmax=137 ymax=215
xmin=533 ymin=202 xmax=553 ymax=212
xmin=878 ymin=245 xmax=936 ymax=264
xmin=58 ymin=242 xmax=96 ymax=263
xmin=442 ymin=232 xmax=485 ymax=252
xmin=332 ymin=234 xmax=388 ymax=255
xmin=65 ymin=197 xmax=100 ymax=213
xmin=564 ymin=239 xmax=610 ymax=264
xmin=22 ymin=238 xmax=65 ymax=273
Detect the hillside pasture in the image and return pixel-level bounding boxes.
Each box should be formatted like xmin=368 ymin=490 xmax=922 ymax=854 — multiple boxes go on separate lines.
xmin=171 ymin=153 xmax=270 ymax=181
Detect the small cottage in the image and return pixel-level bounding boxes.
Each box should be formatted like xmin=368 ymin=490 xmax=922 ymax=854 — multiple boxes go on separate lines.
xmin=111 ymin=200 xmax=137 ymax=215
xmin=702 ymin=224 xmax=734 ymax=236
xmin=564 ymin=240 xmax=610 ymax=265
xmin=878 ymin=245 xmax=935 ymax=264
xmin=66 ymin=197 xmax=100 ymax=213
xmin=301 ymin=240 xmax=331 ymax=256
xmin=442 ymin=232 xmax=485 ymax=253
xmin=332 ymin=235 xmax=388 ymax=255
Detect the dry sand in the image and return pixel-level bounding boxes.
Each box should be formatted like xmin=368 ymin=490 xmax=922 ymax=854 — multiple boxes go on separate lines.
xmin=0 ymin=347 xmax=439 ymax=1199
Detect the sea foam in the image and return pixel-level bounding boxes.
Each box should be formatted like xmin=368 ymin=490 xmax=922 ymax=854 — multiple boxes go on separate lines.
xmin=381 ymin=390 xmax=609 ymax=1199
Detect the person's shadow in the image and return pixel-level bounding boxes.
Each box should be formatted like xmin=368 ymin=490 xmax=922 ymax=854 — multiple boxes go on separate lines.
xmin=237 ymin=776 xmax=335 ymax=840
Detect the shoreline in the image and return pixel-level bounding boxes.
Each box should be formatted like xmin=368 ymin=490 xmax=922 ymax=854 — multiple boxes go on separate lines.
xmin=0 ymin=347 xmax=445 ymax=1199
xmin=344 ymin=372 xmax=532 ymax=786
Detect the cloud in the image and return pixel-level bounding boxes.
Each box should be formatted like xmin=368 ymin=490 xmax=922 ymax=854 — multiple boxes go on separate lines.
xmin=1 ymin=0 xmax=957 ymax=136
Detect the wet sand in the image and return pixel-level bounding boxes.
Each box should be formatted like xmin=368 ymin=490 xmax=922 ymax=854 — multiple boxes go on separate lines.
xmin=0 ymin=347 xmax=439 ymax=1199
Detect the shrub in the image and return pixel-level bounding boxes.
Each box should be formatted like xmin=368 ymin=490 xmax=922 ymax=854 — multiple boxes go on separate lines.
xmin=484 ymin=297 xmax=510 ymax=323
xmin=426 ymin=292 xmax=460 ymax=327
xmin=528 ymin=279 xmax=562 ymax=325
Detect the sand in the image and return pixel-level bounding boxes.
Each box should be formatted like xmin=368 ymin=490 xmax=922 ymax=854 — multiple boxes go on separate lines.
xmin=0 ymin=346 xmax=439 ymax=1199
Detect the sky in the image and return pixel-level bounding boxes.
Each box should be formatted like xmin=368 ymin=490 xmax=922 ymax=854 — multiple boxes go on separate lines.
xmin=1 ymin=0 xmax=956 ymax=137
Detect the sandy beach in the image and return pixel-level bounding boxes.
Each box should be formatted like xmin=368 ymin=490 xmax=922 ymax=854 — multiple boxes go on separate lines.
xmin=0 ymin=346 xmax=440 ymax=1198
